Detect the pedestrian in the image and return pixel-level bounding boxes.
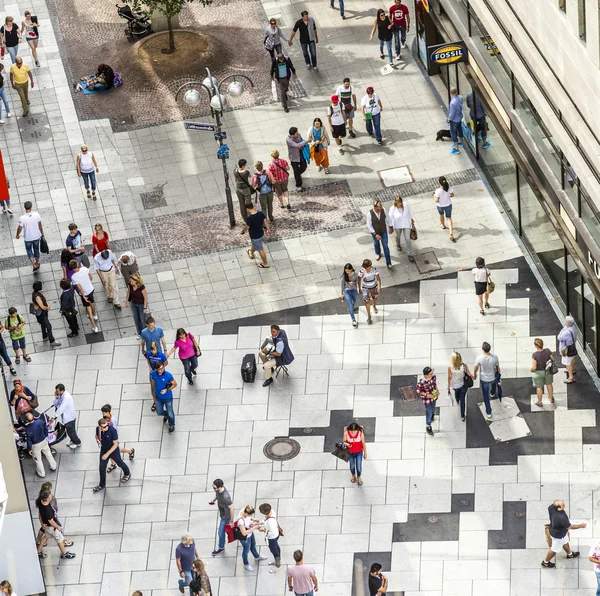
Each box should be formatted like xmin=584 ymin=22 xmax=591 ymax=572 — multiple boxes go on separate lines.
xmin=271 ymin=52 xmax=296 ymax=114
xmin=53 ymin=384 xmax=82 ymax=449
xmin=145 ymin=342 xmax=168 ymax=412
xmin=126 ymin=274 xmax=148 ymax=339
xmin=150 ymin=361 xmax=177 ymax=433
xmin=31 ymin=281 xmax=61 ymax=347
xmin=76 ymin=145 xmax=99 ymax=200
xmin=542 ymin=499 xmax=585 ymax=567
xmin=189 ymin=560 xmax=212 ymax=596
xmin=20 ymin=11 xmax=40 ymax=66
xmin=233 ymin=159 xmax=254 ymax=222
xmin=472 ymin=256 xmax=491 ymax=314
xmin=66 ymin=222 xmax=90 ymax=267
xmin=369 ymin=563 xmax=388 ymax=596
xmin=242 ymin=202 xmax=272 ymax=269
xmin=0 ymin=581 xmax=15 ymax=596
xmin=532 ymin=338 xmax=555 ymax=408
xmin=140 ymin=316 xmax=167 ymax=354
xmin=370 ymin=9 xmax=394 ymax=65
xmin=416 ymin=366 xmax=438 ymax=436
xmin=92 ymin=416 xmax=131 ymax=492
xmin=16 ymin=201 xmax=43 ymax=271
xmin=267 ymin=150 xmax=291 ymax=208
xmin=91 ymin=223 xmax=110 ymax=257
xmin=100 ymin=404 xmax=135 ymax=461
xmin=264 ymin=17 xmax=288 ymax=59
xmin=343 ymin=421 xmax=367 ymax=486
xmin=306 ymin=117 xmax=330 ymax=174
xmin=286 ymin=127 xmax=308 ymax=191
xmin=0 ymin=64 xmax=12 ymax=123
xmin=361 ymin=86 xmax=384 ymax=144
xmin=367 ymin=200 xmax=392 ymax=269
xmin=252 ymin=161 xmax=276 ymax=222
xmin=388 ymin=195 xmax=415 ymax=262
xmin=59 ymin=279 xmax=79 ymax=338
xmin=5 ymin=307 xmax=30 ymax=363
xmin=473 ymin=342 xmax=500 ymax=420
xmin=94 ymin=249 xmax=122 ymax=309
xmin=235 ymin=505 xmax=266 ymax=571
xmin=326 ymin=95 xmax=347 ymax=155
xmin=36 ymin=490 xmax=76 ymax=559
xmin=434 ymin=176 xmax=455 ymax=242
xmin=258 ymin=324 xmax=294 ymax=387
xmin=9 ymin=57 xmax=33 ymax=116
xmin=35 ymin=481 xmax=59 ymax=547
xmin=389 ymin=0 xmax=410 ymax=59
xmin=118 ymin=252 xmax=139 ymax=288
xmin=340 ymin=263 xmax=359 ymax=328
xmin=558 ymin=316 xmax=577 ymax=384
xmin=60 ymin=249 xmax=76 ymax=281
xmin=0 ymin=320 xmax=17 ymax=375
xmin=176 ymin=534 xmax=199 ymax=593
xmin=358 ymin=259 xmax=381 ymax=325
xmin=1 ymin=17 xmax=21 ymax=63
xmin=24 ymin=411 xmax=56 ymax=477
xmin=70 ymin=259 xmax=99 ymax=333
xmin=448 ymin=352 xmax=473 ymax=422
xmin=289 ymin=11 xmax=318 ymax=71
xmin=258 ymin=503 xmax=281 ymax=573
xmin=9 ymin=378 xmax=37 ymax=422
xmin=167 ymin=328 xmax=201 ymax=386
xmin=286 ymin=550 xmax=319 ymax=595
xmin=210 ymin=478 xmax=234 ymax=557
xmin=466 ymin=92 xmax=492 ymax=149
xmin=447 ymin=87 xmax=464 ymax=154
xmin=335 ymin=78 xmax=357 ymax=138
xmin=588 ymin=539 xmax=600 ymax=594
xmin=330 ymin=0 xmax=345 ymax=18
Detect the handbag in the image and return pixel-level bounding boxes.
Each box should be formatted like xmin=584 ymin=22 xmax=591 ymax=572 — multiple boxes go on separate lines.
xmin=463 ymin=367 xmax=474 ymax=388
xmin=271 ymin=79 xmax=277 ymax=101
xmin=264 ymin=36 xmax=275 ymax=51
xmin=225 ymin=523 xmax=235 ymax=544
xmin=546 ymin=359 xmax=558 ymax=375
xmin=410 ymin=222 xmax=418 ymax=241
xmin=39 ymin=235 xmax=49 ymax=254
xmin=332 ymin=443 xmax=350 ymax=462
xmin=29 ymin=303 xmax=41 ymax=317
xmin=486 ymin=269 xmax=495 ymax=294
xmin=560 ymin=329 xmax=577 ymax=357
xmin=29 ymin=393 xmax=39 ymax=409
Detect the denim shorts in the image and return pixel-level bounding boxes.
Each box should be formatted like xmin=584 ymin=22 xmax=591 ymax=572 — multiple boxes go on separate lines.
xmin=25 ymin=239 xmax=40 ymax=259
xmin=437 ymin=204 xmax=452 ymax=218
xmin=11 ymin=337 xmax=26 ymax=351
xmin=251 ymin=237 xmax=264 ymax=251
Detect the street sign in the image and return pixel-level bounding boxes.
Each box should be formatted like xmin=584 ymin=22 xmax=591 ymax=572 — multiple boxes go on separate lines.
xmin=184 ymin=122 xmax=216 ymax=132
xmin=214 ymin=131 xmax=227 ymax=141
xmin=217 ymin=144 xmax=230 ymax=159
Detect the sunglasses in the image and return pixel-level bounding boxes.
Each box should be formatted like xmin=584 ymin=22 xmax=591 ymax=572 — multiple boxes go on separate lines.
xmin=103 ymin=415 xmax=110 ymax=419
xmin=99 ymin=424 xmax=108 ymax=429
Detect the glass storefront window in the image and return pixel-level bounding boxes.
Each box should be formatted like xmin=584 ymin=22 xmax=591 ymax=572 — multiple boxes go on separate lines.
xmin=561 ymin=160 xmax=579 ymax=214
xmin=583 ymin=289 xmax=598 ymax=369
xmin=581 ymin=187 xmax=600 ymax=241
xmin=445 ymin=0 xmax=469 ymax=28
xmin=567 ymin=264 xmax=585 ymax=343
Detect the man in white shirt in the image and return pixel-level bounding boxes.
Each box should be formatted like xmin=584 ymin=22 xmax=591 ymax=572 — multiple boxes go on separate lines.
xmin=53 ymin=384 xmax=81 ymax=449
xmin=258 ymin=503 xmax=281 ymax=573
xmin=367 ymin=200 xmax=393 ymax=269
xmin=326 ymin=95 xmax=347 ymax=154
xmin=94 ymin=249 xmax=121 ymax=309
xmin=361 ymin=86 xmax=384 ymax=144
xmin=336 ymin=77 xmax=357 ymax=138
xmin=71 ymin=260 xmax=98 ymax=332
xmin=473 ymin=341 xmax=500 ymax=420
xmin=588 ymin=539 xmax=600 ymax=593
xmin=16 ymin=200 xmax=43 ymax=271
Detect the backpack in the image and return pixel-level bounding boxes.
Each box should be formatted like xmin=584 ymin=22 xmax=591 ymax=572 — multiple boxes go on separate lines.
xmin=113 ymin=72 xmax=123 ymax=87
xmin=258 ymin=173 xmax=272 ymax=195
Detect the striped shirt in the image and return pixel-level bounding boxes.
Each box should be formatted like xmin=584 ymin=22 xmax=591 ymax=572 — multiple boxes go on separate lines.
xmin=359 ymin=267 xmax=378 ymax=289
xmin=268 ymin=158 xmax=290 ymax=183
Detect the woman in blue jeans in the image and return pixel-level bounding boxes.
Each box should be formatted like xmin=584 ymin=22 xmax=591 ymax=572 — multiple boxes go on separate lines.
xmin=448 ymin=351 xmax=473 ymax=422
xmin=340 ymin=263 xmax=359 ymax=328
xmin=0 ymin=64 xmax=11 ymax=122
xmin=236 ymin=506 xmax=267 ymax=571
xmin=0 ymin=320 xmax=17 ymax=375
xmin=370 ymin=9 xmax=394 ymax=65
xmin=344 ymin=422 xmax=367 ymax=486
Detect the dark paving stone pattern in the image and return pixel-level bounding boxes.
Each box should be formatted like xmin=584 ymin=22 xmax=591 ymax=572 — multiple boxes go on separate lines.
xmin=451 ymin=493 xmax=475 ymax=513
xmin=488 ymin=501 xmax=527 ymax=549
xmin=352 ymin=551 xmax=403 ymax=596
xmin=141 ymin=189 xmax=167 ymax=210
xmin=393 ymin=512 xmax=460 ymax=542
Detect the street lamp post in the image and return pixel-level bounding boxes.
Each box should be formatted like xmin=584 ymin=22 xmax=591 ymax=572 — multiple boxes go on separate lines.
xmin=175 ymin=68 xmax=254 ymax=228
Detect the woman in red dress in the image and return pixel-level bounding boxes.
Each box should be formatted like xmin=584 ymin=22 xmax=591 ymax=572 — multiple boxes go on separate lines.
xmin=92 ymin=223 xmax=110 ymax=256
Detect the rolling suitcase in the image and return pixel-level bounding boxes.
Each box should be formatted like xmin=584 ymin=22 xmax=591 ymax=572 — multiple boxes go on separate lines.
xmin=241 ymin=353 xmax=257 ymax=383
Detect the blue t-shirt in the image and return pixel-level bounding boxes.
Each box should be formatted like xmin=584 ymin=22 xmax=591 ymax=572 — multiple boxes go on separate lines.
xmin=141 ymin=326 xmax=164 ymax=351
xmin=175 ymin=541 xmax=196 ymax=571
xmin=66 ymin=231 xmax=84 ymax=253
xmin=98 ymin=425 xmax=119 ymax=454
xmin=151 ymin=369 xmax=174 ymax=400
xmin=146 ymin=350 xmax=167 ymax=369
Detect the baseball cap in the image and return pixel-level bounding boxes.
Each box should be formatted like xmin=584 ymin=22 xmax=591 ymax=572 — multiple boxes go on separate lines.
xmin=422 ymin=367 xmax=433 ymax=375
xmin=331 ymin=95 xmax=339 ymax=103
xmin=366 ymin=86 xmax=374 ymax=93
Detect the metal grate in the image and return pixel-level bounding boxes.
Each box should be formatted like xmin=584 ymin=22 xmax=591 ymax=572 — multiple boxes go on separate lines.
xmin=18 ymin=113 xmax=52 ymax=143
xmin=263 ymin=437 xmax=301 ymax=461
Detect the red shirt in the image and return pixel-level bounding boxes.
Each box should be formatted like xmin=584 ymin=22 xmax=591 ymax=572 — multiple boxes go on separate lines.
xmin=92 ymin=232 xmax=109 ymax=256
xmin=268 ymin=158 xmax=290 ymax=183
xmin=346 ymin=430 xmax=363 ymax=454
xmin=390 ymin=3 xmax=409 ymax=26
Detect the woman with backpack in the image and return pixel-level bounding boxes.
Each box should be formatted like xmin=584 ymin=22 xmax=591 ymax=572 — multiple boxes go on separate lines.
xmin=433 ymin=176 xmax=455 ymax=242
xmin=252 ymin=161 xmax=276 ymax=222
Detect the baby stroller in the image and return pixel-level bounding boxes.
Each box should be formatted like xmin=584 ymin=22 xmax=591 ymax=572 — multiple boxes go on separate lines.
xmin=116 ymin=3 xmax=152 ymax=42
xmin=13 ymin=408 xmax=68 ymax=458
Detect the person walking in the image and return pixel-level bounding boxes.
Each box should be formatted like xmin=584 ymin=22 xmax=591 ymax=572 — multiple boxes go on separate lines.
xmin=289 ymin=11 xmax=318 ymax=71
xmin=361 ymin=87 xmax=384 ymax=144
xmin=542 ymin=499 xmax=586 ymax=568
xmin=388 ymin=195 xmax=415 ymax=262
xmin=448 ymin=352 xmax=473 ymax=422
xmin=59 ymin=279 xmax=79 ymax=338
xmin=118 ymin=251 xmax=139 ymax=288
xmin=473 ymin=342 xmax=500 ymax=419
xmin=358 ymin=259 xmax=381 ymax=325
xmin=31 ymin=281 xmax=61 ymax=347
xmin=343 ymin=422 xmax=367 ymax=486
xmin=335 ymin=78 xmax=357 ymax=138
xmin=21 ymin=11 xmax=40 ymax=66
xmin=588 ymin=539 xmax=600 ymax=594
xmin=93 ymin=417 xmax=131 ymax=492
xmin=258 ymin=503 xmax=281 ymax=573
xmin=233 ymin=159 xmax=254 ymax=222
xmin=145 ymin=341 xmax=168 ymax=412
xmin=125 ymin=274 xmax=148 ymax=338
xmin=16 ymin=201 xmax=43 ymax=271
xmin=434 ymin=176 xmax=455 ymax=242
xmin=416 ymin=367 xmax=439 ymax=436
xmin=252 ymin=161 xmax=276 ymax=222
xmin=0 ymin=320 xmax=17 ymax=375
xmin=389 ymin=0 xmax=410 ymax=59
xmin=242 ymin=202 xmax=272 ymax=269
xmin=94 ymin=249 xmax=122 ymax=309
xmin=286 ymin=550 xmax=319 ymax=595
xmin=176 ymin=534 xmax=199 ymax=593
xmin=35 ymin=481 xmax=72 ymax=550
xmin=369 ymin=563 xmax=388 ymax=596
xmin=341 ymin=263 xmax=359 ymax=328
xmin=258 ymin=324 xmax=294 ymax=387
xmin=36 ymin=490 xmax=76 ymax=559
xmin=71 ymin=259 xmax=98 ymax=333
xmin=91 ymin=223 xmax=110 ymax=257
xmin=0 ymin=63 xmax=12 ymax=123
xmin=326 ymin=95 xmax=347 ymax=156
xmin=306 ymin=117 xmax=330 ymax=174
xmin=472 ymin=257 xmax=491 ymax=314
xmin=267 ymin=149 xmax=291 ymax=208
xmin=189 ymin=560 xmax=212 ymax=596
xmin=447 ymin=87 xmax=464 ymax=154
xmin=286 ymin=127 xmax=308 ymax=191
xmin=60 ymin=249 xmax=76 ymax=281
xmin=25 ymin=411 xmax=56 ymax=477
xmin=558 ymin=316 xmax=577 ymax=384
xmin=210 ymin=478 xmax=234 ymax=557
xmin=167 ymin=328 xmax=201 ymax=386
xmin=531 ymin=338 xmax=555 ymax=408
xmin=264 ymin=18 xmax=288 ymax=59
xmin=367 ymin=200 xmax=392 ymax=269
xmin=5 ymin=307 xmax=30 ymax=363
xmin=76 ymin=145 xmax=99 ymax=200
xmin=53 ymin=384 xmax=82 ymax=449
xmin=271 ymin=53 xmax=296 ymax=114
xmin=150 ymin=361 xmax=177 ymax=433
xmin=140 ymin=316 xmax=167 ymax=354
xmin=66 ymin=222 xmax=90 ymax=267
xmin=9 ymin=57 xmax=33 ymax=116
xmin=100 ymin=404 xmax=135 ymax=460
xmin=330 ymin=0 xmax=345 ymax=18
xmin=235 ymin=505 xmax=267 ymax=571
xmin=1 ymin=16 xmax=21 ymax=63
xmin=466 ymin=92 xmax=492 ymax=149
xmin=370 ymin=9 xmax=394 ymax=65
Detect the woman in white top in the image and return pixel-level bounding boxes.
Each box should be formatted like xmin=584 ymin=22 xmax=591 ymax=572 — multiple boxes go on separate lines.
xmin=433 ymin=176 xmax=455 ymax=242
xmin=21 ymin=11 xmax=39 ymax=66
xmin=472 ymin=256 xmax=491 ymax=315
xmin=388 ymin=195 xmax=415 ymax=261
xmin=264 ymin=18 xmax=288 ymax=59
xmin=76 ymin=145 xmax=99 ymax=200
xmin=235 ymin=505 xmax=267 ymax=571
xmin=447 ymin=351 xmax=473 ymax=421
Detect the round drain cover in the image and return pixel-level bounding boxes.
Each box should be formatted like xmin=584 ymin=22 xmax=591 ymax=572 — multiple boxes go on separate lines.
xmin=498 ymin=538 xmax=508 ymax=545
xmin=428 ymin=516 xmax=438 ymax=523
xmin=263 ymin=438 xmax=301 ymax=461
xmin=515 ymin=511 xmax=526 ymax=518
xmin=303 ymin=427 xmax=313 ymax=434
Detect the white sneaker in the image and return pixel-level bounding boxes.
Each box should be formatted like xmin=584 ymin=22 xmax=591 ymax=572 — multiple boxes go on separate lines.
xmin=93 ymin=315 xmax=98 ymax=320
xmin=0 ymin=120 xmax=5 ymax=124
xmin=395 ymin=54 xmax=401 ymax=60
xmin=93 ymin=326 xmax=99 ymax=333
xmin=6 ymin=112 xmax=10 ymax=117
xmin=244 ymin=564 xmax=254 ymax=571
xmin=402 ymin=42 xmax=407 ymax=48
xmin=255 ymin=556 xmax=268 ymax=561
xmin=69 ymin=443 xmax=79 ymax=449
xmin=269 ymin=568 xmax=278 ymax=574
xmin=66 ymin=440 xmax=72 ymax=447
xmin=268 ymin=561 xmax=276 ymax=566
xmin=487 ymin=414 xmax=492 ymax=420
xmin=136 ymin=334 xmax=141 ymax=340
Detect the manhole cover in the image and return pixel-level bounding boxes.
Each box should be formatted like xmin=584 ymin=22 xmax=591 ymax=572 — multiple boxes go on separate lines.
xmin=515 ymin=511 xmax=526 ymax=518
xmin=428 ymin=516 xmax=438 ymax=523
xmin=263 ymin=438 xmax=301 ymax=461
xmin=303 ymin=428 xmax=313 ymax=434
xmin=415 ymin=250 xmax=442 ymax=274
xmin=18 ymin=113 xmax=52 ymax=143
xmin=141 ymin=189 xmax=167 ymax=210
xmin=400 ymin=385 xmax=417 ymax=402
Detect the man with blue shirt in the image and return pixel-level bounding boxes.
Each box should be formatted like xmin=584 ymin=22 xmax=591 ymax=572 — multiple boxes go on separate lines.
xmin=25 ymin=411 xmax=56 ymax=477
xmin=176 ymin=533 xmax=199 ymax=593
xmin=93 ymin=416 xmax=130 ymax=492
xmin=466 ymin=92 xmax=492 ymax=149
xmin=447 ymin=87 xmax=464 ymax=155
xmin=151 ymin=361 xmax=177 ymax=433
xmin=140 ymin=316 xmax=167 ymax=355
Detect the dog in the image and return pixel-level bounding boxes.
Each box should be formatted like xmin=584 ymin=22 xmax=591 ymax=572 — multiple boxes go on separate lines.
xmin=435 ymin=129 xmax=451 ymax=141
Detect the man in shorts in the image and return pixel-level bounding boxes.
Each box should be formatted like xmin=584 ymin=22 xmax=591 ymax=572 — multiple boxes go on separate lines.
xmin=70 ymin=259 xmax=98 ymax=332
xmin=36 ymin=489 xmax=76 ymax=559
xmin=542 ymin=499 xmax=586 ymax=567
xmin=242 ymin=202 xmax=272 ymax=269
xmin=335 ymin=77 xmax=357 ymax=138
xmin=327 ymin=94 xmax=347 ymax=154
xmin=16 ymin=200 xmax=43 ymax=271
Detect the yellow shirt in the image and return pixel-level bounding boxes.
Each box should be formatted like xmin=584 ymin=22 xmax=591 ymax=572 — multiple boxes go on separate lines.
xmin=10 ymin=63 xmax=30 ymax=84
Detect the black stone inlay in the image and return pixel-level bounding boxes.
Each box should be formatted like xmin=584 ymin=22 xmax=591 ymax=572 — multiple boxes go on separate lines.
xmin=84 ymin=331 xmax=105 ymax=344
xmin=488 ymin=501 xmax=526 ymax=549
xmin=393 ymin=512 xmax=459 ymax=542
xmin=391 ymin=375 xmax=426 ymax=417
xmin=352 ymin=551 xmax=403 ymax=596
xmin=451 ymin=493 xmax=475 ymax=513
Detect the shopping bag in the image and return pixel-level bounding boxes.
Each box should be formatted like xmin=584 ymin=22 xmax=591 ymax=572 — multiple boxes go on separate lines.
xmin=271 ymin=80 xmax=278 ymax=101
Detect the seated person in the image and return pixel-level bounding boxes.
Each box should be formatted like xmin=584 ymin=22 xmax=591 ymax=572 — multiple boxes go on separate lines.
xmin=78 ymin=64 xmax=115 ymax=91
xmin=258 ymin=324 xmax=294 ymax=387
xmin=10 ymin=378 xmax=38 ymax=424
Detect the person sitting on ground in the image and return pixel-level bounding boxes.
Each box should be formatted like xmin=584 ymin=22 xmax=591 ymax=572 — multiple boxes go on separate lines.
xmin=76 ymin=64 xmax=114 ymax=92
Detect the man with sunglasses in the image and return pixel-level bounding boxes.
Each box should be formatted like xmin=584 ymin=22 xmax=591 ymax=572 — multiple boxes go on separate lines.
xmin=93 ymin=417 xmax=130 ymax=492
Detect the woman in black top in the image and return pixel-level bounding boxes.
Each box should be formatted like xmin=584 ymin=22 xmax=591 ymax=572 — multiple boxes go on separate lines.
xmin=370 ymin=9 xmax=394 ymax=66
xmin=1 ymin=16 xmax=21 ymax=64
xmin=32 ymin=281 xmax=61 ymax=346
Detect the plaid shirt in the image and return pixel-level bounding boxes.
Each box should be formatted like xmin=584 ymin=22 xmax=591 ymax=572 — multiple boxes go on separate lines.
xmin=416 ymin=375 xmax=438 ymax=404
xmin=268 ymin=158 xmax=289 ymax=182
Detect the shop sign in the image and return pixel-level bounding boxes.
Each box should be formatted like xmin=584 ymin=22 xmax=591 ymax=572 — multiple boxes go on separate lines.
xmin=427 ymin=41 xmax=468 ymax=69
xmin=481 ymin=36 xmax=500 ymax=56
xmin=589 ymin=250 xmax=600 ymax=280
